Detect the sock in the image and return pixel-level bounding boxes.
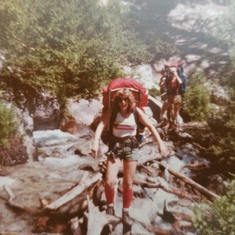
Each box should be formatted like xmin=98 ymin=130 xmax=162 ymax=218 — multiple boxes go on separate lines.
xmin=123 ymin=208 xmax=129 ymax=213
xmin=105 ymin=187 xmax=115 ymax=205
xmin=123 ymin=188 xmax=133 ymax=209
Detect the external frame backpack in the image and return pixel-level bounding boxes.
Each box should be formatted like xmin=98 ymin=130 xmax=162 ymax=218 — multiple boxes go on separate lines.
xmin=163 ymin=62 xmax=187 ymax=95
xmin=101 ymin=78 xmax=148 ymax=145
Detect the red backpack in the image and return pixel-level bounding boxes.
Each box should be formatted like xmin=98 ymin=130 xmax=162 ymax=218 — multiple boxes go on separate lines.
xmin=102 ymin=78 xmax=148 ymax=111
xmin=101 ymin=78 xmax=148 ymax=144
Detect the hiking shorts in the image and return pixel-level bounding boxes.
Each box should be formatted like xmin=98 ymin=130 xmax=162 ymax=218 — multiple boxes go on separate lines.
xmin=167 ymin=94 xmax=182 ymax=104
xmin=118 ymin=147 xmax=139 ymax=162
xmin=161 ymin=92 xmax=168 ymax=102
xmin=106 ymin=138 xmax=140 ymax=162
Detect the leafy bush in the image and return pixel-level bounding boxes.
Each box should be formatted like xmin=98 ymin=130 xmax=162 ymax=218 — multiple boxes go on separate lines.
xmin=193 ymin=179 xmax=235 ymax=235
xmin=181 ymin=71 xmax=210 ymax=122
xmin=181 ymin=69 xmax=235 ymax=174
xmin=0 ymin=0 xmax=154 ymax=101
xmin=206 ymin=85 xmax=235 ymax=173
xmin=0 ymin=0 xmax=180 ymax=105
xmin=0 ymin=99 xmax=18 ymax=148
xmin=148 ymin=87 xmax=160 ymax=97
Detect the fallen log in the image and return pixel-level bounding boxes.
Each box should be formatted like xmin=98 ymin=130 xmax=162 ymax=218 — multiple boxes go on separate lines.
xmin=180 ymin=162 xmax=209 ymax=172
xmin=133 ymin=179 xmax=200 ymax=200
xmin=45 ymin=172 xmax=102 ymax=212
xmin=3 ymin=185 xmax=15 ymax=201
xmin=3 ymin=185 xmax=39 ymax=215
xmin=52 ymin=171 xmax=90 ymax=197
xmin=159 ymin=163 xmax=220 ymax=201
xmin=33 ymin=172 xmax=103 ymax=233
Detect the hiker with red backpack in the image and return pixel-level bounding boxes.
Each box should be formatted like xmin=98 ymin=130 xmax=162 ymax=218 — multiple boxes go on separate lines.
xmin=92 ymin=85 xmax=168 ymax=228
xmin=158 ymin=62 xmax=186 ymax=133
xmin=165 ymin=67 xmax=182 ymax=130
xmin=158 ymin=68 xmax=171 ymax=126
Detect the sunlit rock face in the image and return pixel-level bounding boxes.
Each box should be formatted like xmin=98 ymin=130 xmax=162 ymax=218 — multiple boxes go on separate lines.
xmin=66 ymin=98 xmax=103 ymax=126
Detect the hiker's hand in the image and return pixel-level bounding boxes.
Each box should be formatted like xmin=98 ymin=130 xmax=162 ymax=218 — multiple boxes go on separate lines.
xmin=91 ymin=142 xmax=99 ymax=158
xmin=91 ymin=147 xmax=98 ymax=158
xmin=92 ymin=140 xmax=99 ymax=158
xmin=158 ymin=143 xmax=169 ymax=157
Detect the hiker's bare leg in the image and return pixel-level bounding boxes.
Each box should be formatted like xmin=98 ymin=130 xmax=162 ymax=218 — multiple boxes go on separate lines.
xmin=167 ymin=104 xmax=172 ymax=122
xmin=171 ymin=103 xmax=177 ymax=124
xmin=156 ymin=101 xmax=169 ymax=128
xmin=173 ymin=103 xmax=181 ymax=130
xmin=159 ymin=101 xmax=170 ymax=121
xmin=122 ymin=160 xmax=137 ymax=209
xmin=105 ymin=158 xmax=121 ymax=205
xmin=163 ymin=105 xmax=172 ymax=134
xmin=172 ymin=95 xmax=182 ymax=130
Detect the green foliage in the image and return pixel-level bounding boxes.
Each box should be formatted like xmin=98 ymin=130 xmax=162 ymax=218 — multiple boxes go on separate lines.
xmin=218 ymin=64 xmax=235 ymax=91
xmin=181 ymin=71 xmax=210 ymax=122
xmin=149 ymin=87 xmax=160 ymax=97
xmin=0 ymin=0 xmax=152 ymax=101
xmin=193 ymin=179 xmax=235 ymax=235
xmin=154 ymin=39 xmax=177 ymax=59
xmin=0 ymin=99 xmax=18 ymax=148
xmin=206 ymin=87 xmax=235 ymax=171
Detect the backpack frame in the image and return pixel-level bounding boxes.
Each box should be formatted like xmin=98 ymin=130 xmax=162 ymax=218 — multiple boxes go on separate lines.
xmin=101 ymin=78 xmax=148 ymax=145
xmin=102 ymin=78 xmax=148 ymax=111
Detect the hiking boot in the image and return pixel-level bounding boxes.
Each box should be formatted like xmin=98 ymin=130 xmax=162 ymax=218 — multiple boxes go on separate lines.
xmin=106 ymin=206 xmax=115 ymax=216
xmin=122 ymin=211 xmax=133 ymax=227
xmin=101 ymin=223 xmax=113 ymax=235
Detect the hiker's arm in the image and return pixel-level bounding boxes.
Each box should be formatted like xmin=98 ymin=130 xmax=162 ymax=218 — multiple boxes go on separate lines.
xmin=136 ymin=107 xmax=168 ymax=157
xmin=174 ymin=71 xmax=182 ymax=84
xmin=92 ymin=110 xmax=111 ymax=158
xmin=170 ymin=67 xmax=182 ymax=84
xmin=159 ymin=76 xmax=166 ymax=86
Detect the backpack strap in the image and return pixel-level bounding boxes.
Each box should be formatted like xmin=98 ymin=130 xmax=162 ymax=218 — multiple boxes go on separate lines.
xmin=107 ymin=107 xmax=145 ymax=144
xmin=133 ymin=107 xmax=145 ymax=143
xmin=108 ymin=110 xmax=117 ymax=136
xmin=133 ymin=107 xmax=139 ymax=124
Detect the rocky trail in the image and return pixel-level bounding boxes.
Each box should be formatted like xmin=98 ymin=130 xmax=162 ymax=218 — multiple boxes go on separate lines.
xmin=0 ymin=124 xmax=220 ymax=235
xmin=0 ymin=1 xmax=230 ymax=234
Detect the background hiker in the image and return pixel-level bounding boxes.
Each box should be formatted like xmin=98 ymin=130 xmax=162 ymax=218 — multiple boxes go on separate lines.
xmin=158 ymin=68 xmax=171 ymax=128
xmin=92 ymin=88 xmax=168 ymax=227
xmin=165 ymin=67 xmax=182 ymax=131
xmin=158 ymin=64 xmax=184 ymax=133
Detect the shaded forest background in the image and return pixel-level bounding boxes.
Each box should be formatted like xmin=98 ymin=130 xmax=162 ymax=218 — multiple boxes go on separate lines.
xmin=0 ymin=0 xmax=235 ymax=233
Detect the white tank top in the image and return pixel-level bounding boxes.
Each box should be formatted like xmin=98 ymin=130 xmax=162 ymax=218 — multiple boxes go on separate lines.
xmin=112 ymin=112 xmax=137 ymax=138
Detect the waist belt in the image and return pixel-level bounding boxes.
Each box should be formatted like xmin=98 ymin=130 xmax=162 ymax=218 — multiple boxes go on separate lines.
xmin=107 ymin=136 xmax=139 ymax=158
xmin=109 ymin=135 xmax=138 ymax=144
xmin=116 ymin=137 xmax=139 ymax=149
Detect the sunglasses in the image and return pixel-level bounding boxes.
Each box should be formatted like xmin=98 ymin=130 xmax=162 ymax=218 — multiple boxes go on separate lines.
xmin=118 ymin=97 xmax=129 ymax=103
